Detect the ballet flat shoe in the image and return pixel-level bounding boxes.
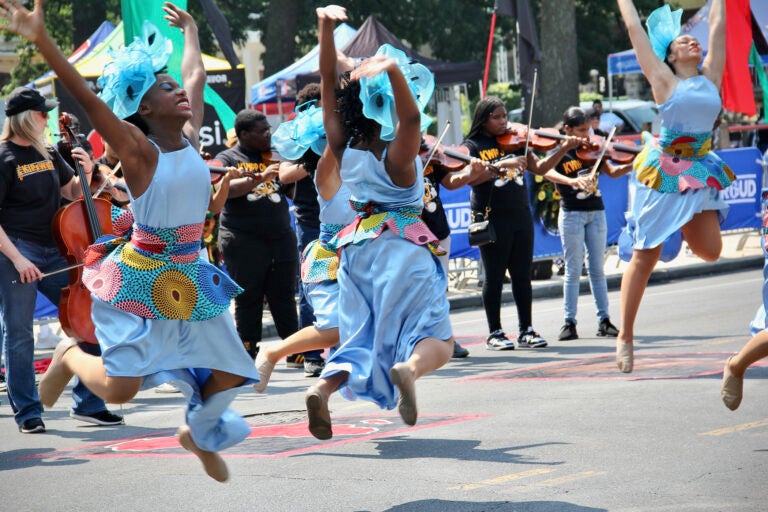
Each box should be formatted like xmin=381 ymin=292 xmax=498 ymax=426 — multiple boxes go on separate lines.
xmin=176 ymin=425 xmax=229 ymax=482
xmin=616 ymin=342 xmax=634 ymax=374
xmin=721 ymin=356 xmax=743 ymax=411
xmin=305 ymin=386 xmax=332 ymax=440
xmin=389 ymin=363 xmax=418 ymax=426
xmin=253 ymin=351 xmax=275 ymax=393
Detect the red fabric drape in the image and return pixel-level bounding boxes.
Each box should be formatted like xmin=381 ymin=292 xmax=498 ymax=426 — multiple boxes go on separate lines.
xmin=721 ymin=0 xmax=755 ymax=116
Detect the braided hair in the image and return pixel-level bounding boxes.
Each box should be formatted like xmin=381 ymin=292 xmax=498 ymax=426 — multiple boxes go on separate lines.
xmin=335 ymin=72 xmax=380 ymax=147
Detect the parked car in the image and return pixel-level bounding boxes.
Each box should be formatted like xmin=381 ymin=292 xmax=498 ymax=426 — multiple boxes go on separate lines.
xmin=507 ymin=99 xmax=660 ymax=137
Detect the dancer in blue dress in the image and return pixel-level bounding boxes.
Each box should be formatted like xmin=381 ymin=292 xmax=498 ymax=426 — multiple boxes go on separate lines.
xmin=616 ymin=0 xmax=734 ymax=373
xmin=2 ymin=1 xmax=258 ymax=481
xmin=303 ymin=5 xmax=453 ymax=440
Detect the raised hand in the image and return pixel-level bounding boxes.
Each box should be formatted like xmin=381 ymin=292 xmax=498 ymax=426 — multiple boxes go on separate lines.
xmin=316 ymin=4 xmax=347 ymax=22
xmin=163 ymin=1 xmax=196 ymax=33
xmin=350 ymin=55 xmax=397 ymax=81
xmin=0 ymin=0 xmax=44 ymax=43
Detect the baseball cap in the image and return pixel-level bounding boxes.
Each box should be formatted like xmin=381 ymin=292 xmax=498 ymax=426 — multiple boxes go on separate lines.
xmin=5 ymin=87 xmax=58 ymax=117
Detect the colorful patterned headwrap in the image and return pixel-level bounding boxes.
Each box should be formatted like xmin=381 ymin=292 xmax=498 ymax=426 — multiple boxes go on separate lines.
xmin=271 ymin=101 xmax=327 ymax=160
xmin=97 ymin=21 xmax=173 ymax=120
xmin=358 ymin=44 xmax=434 ymax=142
xmin=646 ymin=4 xmax=683 ymax=62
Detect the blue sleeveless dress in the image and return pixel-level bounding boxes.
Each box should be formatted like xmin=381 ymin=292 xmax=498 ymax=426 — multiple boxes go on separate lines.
xmin=322 ymin=147 xmax=452 ymax=410
xmin=87 ymin=141 xmax=258 ymax=452
xmin=620 ymin=75 xmax=735 ymax=260
xmin=300 ymin=180 xmax=354 ymax=330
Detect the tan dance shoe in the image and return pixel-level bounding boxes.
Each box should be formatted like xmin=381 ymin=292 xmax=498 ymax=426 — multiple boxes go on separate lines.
xmin=176 ymin=425 xmax=229 ymax=482
xmin=389 ymin=363 xmax=417 ymax=426
xmin=305 ymin=386 xmax=333 ymax=440
xmin=253 ymin=351 xmax=274 ymax=393
xmin=616 ymin=341 xmax=633 ymax=374
xmin=38 ymin=337 xmax=78 ymax=407
xmin=721 ymin=356 xmax=743 ymax=411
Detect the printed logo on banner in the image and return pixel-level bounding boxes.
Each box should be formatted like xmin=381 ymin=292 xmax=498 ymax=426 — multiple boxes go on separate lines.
xmin=721 ymin=173 xmax=757 ymax=204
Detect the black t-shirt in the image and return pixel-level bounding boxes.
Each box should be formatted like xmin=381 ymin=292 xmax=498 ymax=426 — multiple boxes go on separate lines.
xmin=421 ymin=162 xmax=451 ymax=240
xmin=292 ymin=175 xmax=320 ymax=228
xmin=464 ymin=134 xmax=529 ymax=212
xmin=548 ymin=148 xmax=604 ymax=212
xmin=215 ymin=143 xmax=293 ymax=238
xmin=0 ymin=141 xmax=74 ymax=247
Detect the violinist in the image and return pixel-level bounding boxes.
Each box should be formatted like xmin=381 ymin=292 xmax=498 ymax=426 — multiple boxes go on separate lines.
xmin=462 ymin=96 xmax=548 ymax=351
xmin=420 ymin=135 xmax=484 ymax=359
xmin=0 ymin=86 xmax=122 ymax=434
xmin=536 ymin=107 xmax=632 ymax=343
xmin=93 ymin=140 xmax=130 ymax=206
xmin=215 ymin=109 xmax=298 ymax=359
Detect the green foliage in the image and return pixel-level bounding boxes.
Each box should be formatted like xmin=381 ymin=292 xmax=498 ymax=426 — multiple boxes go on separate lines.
xmin=579 ymin=91 xmax=603 ymax=103
xmin=486 ymin=83 xmax=522 ymax=112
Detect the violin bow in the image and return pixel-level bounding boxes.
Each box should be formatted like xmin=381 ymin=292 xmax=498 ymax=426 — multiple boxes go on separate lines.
xmin=586 ymin=125 xmax=617 ymax=182
xmin=91 ymin=161 xmax=122 ymax=199
xmin=522 ymin=68 xmax=539 ymax=160
xmin=423 ymin=121 xmax=452 ymax=167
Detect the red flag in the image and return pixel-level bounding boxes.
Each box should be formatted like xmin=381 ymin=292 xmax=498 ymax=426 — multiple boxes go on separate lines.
xmin=721 ymin=0 xmax=755 ymax=116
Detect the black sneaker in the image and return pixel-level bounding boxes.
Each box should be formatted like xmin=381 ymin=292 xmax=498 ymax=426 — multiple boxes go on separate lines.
xmin=285 ymin=354 xmax=305 ymax=369
xmin=303 ymin=359 xmax=325 ymax=378
xmin=486 ymin=330 xmax=515 ymax=351
xmin=452 ymin=341 xmax=469 ymax=358
xmin=558 ymin=321 xmax=578 ymax=341
xmin=70 ymin=410 xmax=125 ymax=426
xmin=597 ymin=318 xmax=620 ymax=337
xmin=517 ymin=330 xmax=548 ymax=348
xmin=19 ymin=417 xmax=46 ymax=434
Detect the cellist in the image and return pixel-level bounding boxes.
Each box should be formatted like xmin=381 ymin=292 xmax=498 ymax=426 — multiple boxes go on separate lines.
xmin=0 ymin=86 xmax=123 ymax=434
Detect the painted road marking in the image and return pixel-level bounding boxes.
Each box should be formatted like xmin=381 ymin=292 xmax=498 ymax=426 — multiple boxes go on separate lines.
xmin=449 ymin=468 xmax=556 ymax=490
xmin=700 ymin=418 xmax=768 ymax=436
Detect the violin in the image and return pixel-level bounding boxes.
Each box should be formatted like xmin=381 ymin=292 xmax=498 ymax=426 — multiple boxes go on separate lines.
xmin=427 ymin=142 xmax=525 ymax=187
xmin=496 ymin=123 xmax=562 ymax=153
xmin=52 ymin=113 xmax=114 ymax=345
xmin=575 ymin=134 xmax=640 ymax=165
xmin=245 ymin=149 xmax=285 ymax=203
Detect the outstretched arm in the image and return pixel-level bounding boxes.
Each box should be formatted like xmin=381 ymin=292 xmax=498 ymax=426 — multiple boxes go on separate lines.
xmin=616 ymin=0 xmax=677 ymax=104
xmin=0 ymin=0 xmax=152 ymax=184
xmin=164 ymin=2 xmax=205 ymax=147
xmin=701 ymin=0 xmax=725 ymax=89
xmin=317 ymin=5 xmax=347 ymax=161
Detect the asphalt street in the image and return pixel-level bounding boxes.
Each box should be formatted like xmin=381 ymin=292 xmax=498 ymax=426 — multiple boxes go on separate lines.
xmin=1 ymin=265 xmax=766 ymax=512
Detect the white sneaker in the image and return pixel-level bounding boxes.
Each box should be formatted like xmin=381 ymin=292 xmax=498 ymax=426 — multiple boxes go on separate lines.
xmin=35 ymin=324 xmax=62 ymax=350
xmin=154 ymin=382 xmax=182 ymax=394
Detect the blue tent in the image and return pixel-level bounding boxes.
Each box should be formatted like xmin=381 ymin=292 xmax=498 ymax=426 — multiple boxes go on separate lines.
xmin=250 ymin=23 xmax=357 ymax=106
xmin=607 ymin=0 xmax=768 ymax=77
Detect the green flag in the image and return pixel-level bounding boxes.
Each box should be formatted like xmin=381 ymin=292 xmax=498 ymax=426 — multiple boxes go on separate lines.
xmin=121 ymin=0 xmax=236 ymax=131
xmin=750 ymin=43 xmax=768 ymax=124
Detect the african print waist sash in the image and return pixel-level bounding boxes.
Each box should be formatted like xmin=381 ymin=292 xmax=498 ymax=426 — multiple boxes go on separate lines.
xmin=325 ymin=201 xmax=444 ymax=256
xmin=82 ymin=208 xmax=241 ymax=321
xmin=300 ymin=223 xmax=345 ymax=284
xmin=633 ymin=128 xmax=736 ymax=193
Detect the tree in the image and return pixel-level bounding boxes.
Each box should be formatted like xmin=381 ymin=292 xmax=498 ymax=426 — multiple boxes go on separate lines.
xmin=535 ymin=0 xmax=579 ymax=126
xmin=262 ymin=0 xmax=301 ymax=75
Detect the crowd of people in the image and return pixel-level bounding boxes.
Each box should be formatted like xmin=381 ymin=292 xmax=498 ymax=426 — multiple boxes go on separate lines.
xmin=0 ymin=0 xmax=763 ymax=482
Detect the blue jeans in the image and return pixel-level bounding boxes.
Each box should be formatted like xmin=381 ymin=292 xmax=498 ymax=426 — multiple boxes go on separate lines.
xmin=558 ymin=209 xmax=610 ymax=324
xmin=0 ymin=237 xmax=108 ymax=426
xmin=295 ymin=222 xmax=323 ymax=361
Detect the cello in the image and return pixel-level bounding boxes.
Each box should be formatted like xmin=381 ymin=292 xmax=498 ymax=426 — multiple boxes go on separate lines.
xmin=52 ymin=113 xmax=113 ymax=344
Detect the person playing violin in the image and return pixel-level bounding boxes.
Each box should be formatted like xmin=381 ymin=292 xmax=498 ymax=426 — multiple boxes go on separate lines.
xmin=214 ymin=108 xmax=299 ymax=360
xmin=0 ymin=86 xmax=123 ymax=434
xmin=616 ymin=0 xmax=735 ymax=373
xmin=536 ymin=107 xmax=632 ymax=342
xmin=5 ymin=1 xmax=257 ymax=481
xmin=462 ymin=96 xmax=548 ymax=351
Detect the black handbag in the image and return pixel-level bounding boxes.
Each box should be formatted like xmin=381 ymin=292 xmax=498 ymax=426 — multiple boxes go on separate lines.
xmin=468 ymin=206 xmax=496 ymax=247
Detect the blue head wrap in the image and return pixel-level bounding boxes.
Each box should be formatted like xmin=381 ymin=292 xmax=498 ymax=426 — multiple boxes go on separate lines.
xmin=646 ymin=4 xmax=683 ymax=62
xmin=358 ymin=44 xmax=434 ymax=141
xmin=97 ymin=21 xmax=173 ymax=120
xmin=271 ymin=101 xmax=327 ymax=160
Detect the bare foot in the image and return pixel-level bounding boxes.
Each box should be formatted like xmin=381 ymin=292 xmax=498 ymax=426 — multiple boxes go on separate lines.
xmin=176 ymin=425 xmax=229 ymax=482
xmin=305 ymin=386 xmax=332 ymax=440
xmin=389 ymin=362 xmax=417 ymax=426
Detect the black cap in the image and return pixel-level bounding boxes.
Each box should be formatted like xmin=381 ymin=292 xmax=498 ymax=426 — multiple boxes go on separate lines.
xmin=5 ymin=87 xmax=58 ymax=117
